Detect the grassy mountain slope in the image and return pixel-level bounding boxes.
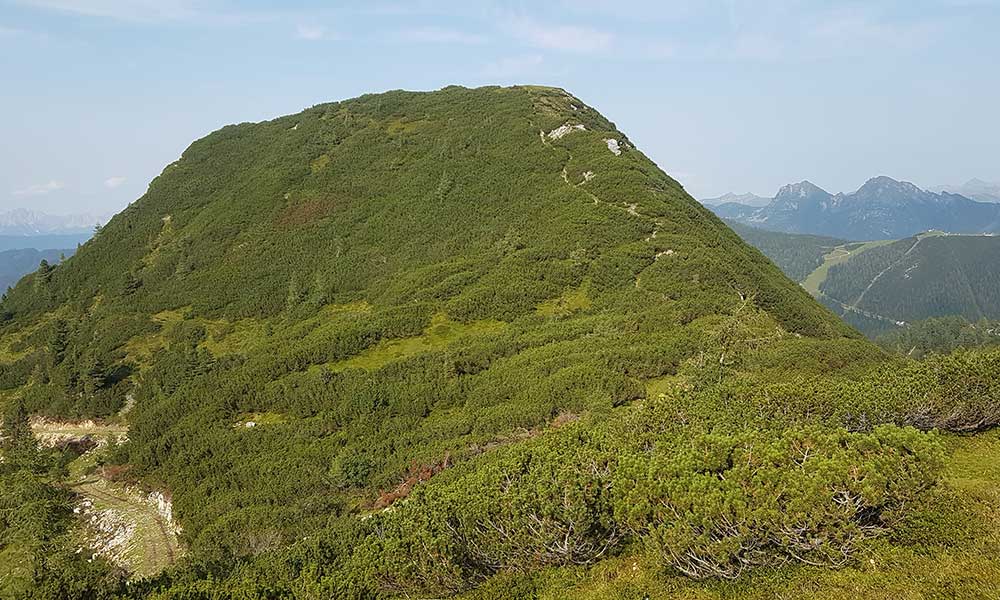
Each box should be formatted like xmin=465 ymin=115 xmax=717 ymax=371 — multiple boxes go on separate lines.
xmin=4 ymin=86 xmax=998 ymax=598
xmin=4 ymin=86 xmax=840 ymax=335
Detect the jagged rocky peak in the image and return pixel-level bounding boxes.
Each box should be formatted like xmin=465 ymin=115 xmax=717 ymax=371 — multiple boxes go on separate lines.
xmin=856 ymin=175 xmax=923 ymax=198
xmin=771 ymin=181 xmax=832 ymax=209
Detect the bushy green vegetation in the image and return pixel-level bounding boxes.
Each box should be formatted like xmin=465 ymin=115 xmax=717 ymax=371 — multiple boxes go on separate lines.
xmin=0 ymin=86 xmax=997 ymax=598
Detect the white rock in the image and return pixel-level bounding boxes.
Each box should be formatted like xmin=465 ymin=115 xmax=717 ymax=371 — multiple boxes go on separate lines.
xmin=547 ymin=123 xmax=586 ymax=140
xmin=605 ymin=138 xmax=622 ymax=156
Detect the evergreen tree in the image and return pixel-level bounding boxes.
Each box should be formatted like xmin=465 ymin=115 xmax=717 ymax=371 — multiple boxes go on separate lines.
xmin=50 ymin=319 xmax=70 ymax=364
xmin=122 ymin=271 xmax=142 ymax=296
xmin=81 ymin=354 xmax=107 ymax=397
xmin=0 ymin=400 xmax=43 ymax=474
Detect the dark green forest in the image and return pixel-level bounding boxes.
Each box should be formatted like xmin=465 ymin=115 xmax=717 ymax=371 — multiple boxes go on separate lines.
xmin=876 ymin=315 xmax=1000 ymax=358
xmin=725 ymin=221 xmax=847 ymax=282
xmin=821 ymin=234 xmax=1000 ymax=326
xmin=2 ymin=86 xmax=1000 ymax=599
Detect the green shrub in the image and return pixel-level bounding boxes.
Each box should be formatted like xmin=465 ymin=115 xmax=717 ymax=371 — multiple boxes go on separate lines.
xmin=614 ymin=426 xmax=942 ymax=579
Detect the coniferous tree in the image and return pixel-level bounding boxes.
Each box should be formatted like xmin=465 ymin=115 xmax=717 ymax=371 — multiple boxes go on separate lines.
xmin=0 ymin=400 xmax=43 ymax=474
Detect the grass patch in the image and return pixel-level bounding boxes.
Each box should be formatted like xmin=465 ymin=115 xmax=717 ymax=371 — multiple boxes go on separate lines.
xmin=310 ymin=154 xmax=330 ymax=174
xmin=120 ymin=308 xmax=190 ymax=367
xmin=233 ymin=411 xmax=287 ymax=428
xmin=801 ymin=239 xmax=895 ymax=297
xmin=322 ymin=312 xmax=505 ymax=372
xmin=536 ymin=284 xmax=592 ymax=318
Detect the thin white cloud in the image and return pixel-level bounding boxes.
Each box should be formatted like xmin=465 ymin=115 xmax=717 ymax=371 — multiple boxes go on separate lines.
xmin=13 ymin=180 xmax=64 ymax=196
xmin=13 ymin=0 xmax=280 ymax=26
xmin=13 ymin=0 xmax=198 ymax=22
xmin=400 ymin=27 xmax=487 ymax=45
xmin=807 ymin=8 xmax=942 ymax=54
xmin=508 ymin=17 xmax=613 ymax=53
xmin=104 ymin=176 xmax=126 ymax=189
xmin=635 ymin=3 xmax=950 ymax=63
xmin=295 ymin=24 xmax=338 ymax=41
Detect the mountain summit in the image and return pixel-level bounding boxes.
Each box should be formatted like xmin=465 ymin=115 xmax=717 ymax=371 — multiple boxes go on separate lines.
xmin=4 ymin=85 xmax=997 ymax=598
xmin=700 ymin=191 xmax=771 ymax=207
xmin=932 ymin=178 xmax=1000 ymax=203
xmin=4 ymin=85 xmax=838 ymax=336
xmin=1 ymin=85 xmax=882 ymax=596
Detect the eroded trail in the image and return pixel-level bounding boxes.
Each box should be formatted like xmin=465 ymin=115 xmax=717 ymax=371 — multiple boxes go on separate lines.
xmin=72 ymin=477 xmax=181 ymax=577
xmin=31 ymin=418 xmax=182 ymax=578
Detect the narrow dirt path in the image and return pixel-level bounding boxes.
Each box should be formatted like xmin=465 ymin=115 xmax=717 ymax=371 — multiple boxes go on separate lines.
xmin=540 ymin=128 xmax=637 ymax=214
xmin=72 ymin=477 xmax=181 ymax=577
xmin=539 ymin=128 xmax=671 ymax=292
xmin=31 ymin=418 xmax=181 ymax=578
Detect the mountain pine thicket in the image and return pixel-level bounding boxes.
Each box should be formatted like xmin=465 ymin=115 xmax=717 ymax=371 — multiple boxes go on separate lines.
xmin=2 ymin=86 xmax=1000 ymax=598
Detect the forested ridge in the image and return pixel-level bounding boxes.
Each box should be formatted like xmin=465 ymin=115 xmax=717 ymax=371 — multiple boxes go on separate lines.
xmin=725 ymin=222 xmax=847 ymax=282
xmin=819 ymin=233 xmax=1000 ymax=334
xmin=724 ymin=224 xmax=1000 ymax=339
xmin=2 ymin=86 xmax=1000 ymax=598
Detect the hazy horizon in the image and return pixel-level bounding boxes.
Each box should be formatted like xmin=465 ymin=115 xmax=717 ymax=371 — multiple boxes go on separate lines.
xmin=3 ymin=0 xmax=999 ymax=216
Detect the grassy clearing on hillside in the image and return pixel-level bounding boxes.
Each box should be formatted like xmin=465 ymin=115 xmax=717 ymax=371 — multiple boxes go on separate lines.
xmin=801 ymin=240 xmax=894 ymax=297
xmin=319 ymin=312 xmax=506 ymax=372
xmin=536 ymin=283 xmax=593 ymax=318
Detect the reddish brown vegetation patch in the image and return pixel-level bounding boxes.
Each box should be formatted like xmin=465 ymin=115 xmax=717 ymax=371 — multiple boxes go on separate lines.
xmin=96 ymin=463 xmax=133 ymax=482
xmin=373 ymin=453 xmax=451 ymax=511
xmin=274 ymin=198 xmax=336 ymax=228
xmin=369 ymin=412 xmax=582 ymax=510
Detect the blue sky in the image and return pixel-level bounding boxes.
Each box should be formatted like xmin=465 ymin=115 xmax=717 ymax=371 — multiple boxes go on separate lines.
xmin=2 ymin=0 xmax=998 ymax=216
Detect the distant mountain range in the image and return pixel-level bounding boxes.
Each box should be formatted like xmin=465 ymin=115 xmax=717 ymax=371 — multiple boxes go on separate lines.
xmin=701 ymin=192 xmax=771 ymax=207
xmin=708 ymin=176 xmax=1000 ymax=240
xmin=0 ymin=233 xmax=92 ymax=253
xmin=0 ymin=208 xmax=106 ymax=236
xmin=930 ymin=179 xmax=1000 ymax=204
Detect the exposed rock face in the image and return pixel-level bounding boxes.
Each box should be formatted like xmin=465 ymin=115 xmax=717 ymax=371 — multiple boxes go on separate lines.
xmin=30 ymin=417 xmax=128 ymax=449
